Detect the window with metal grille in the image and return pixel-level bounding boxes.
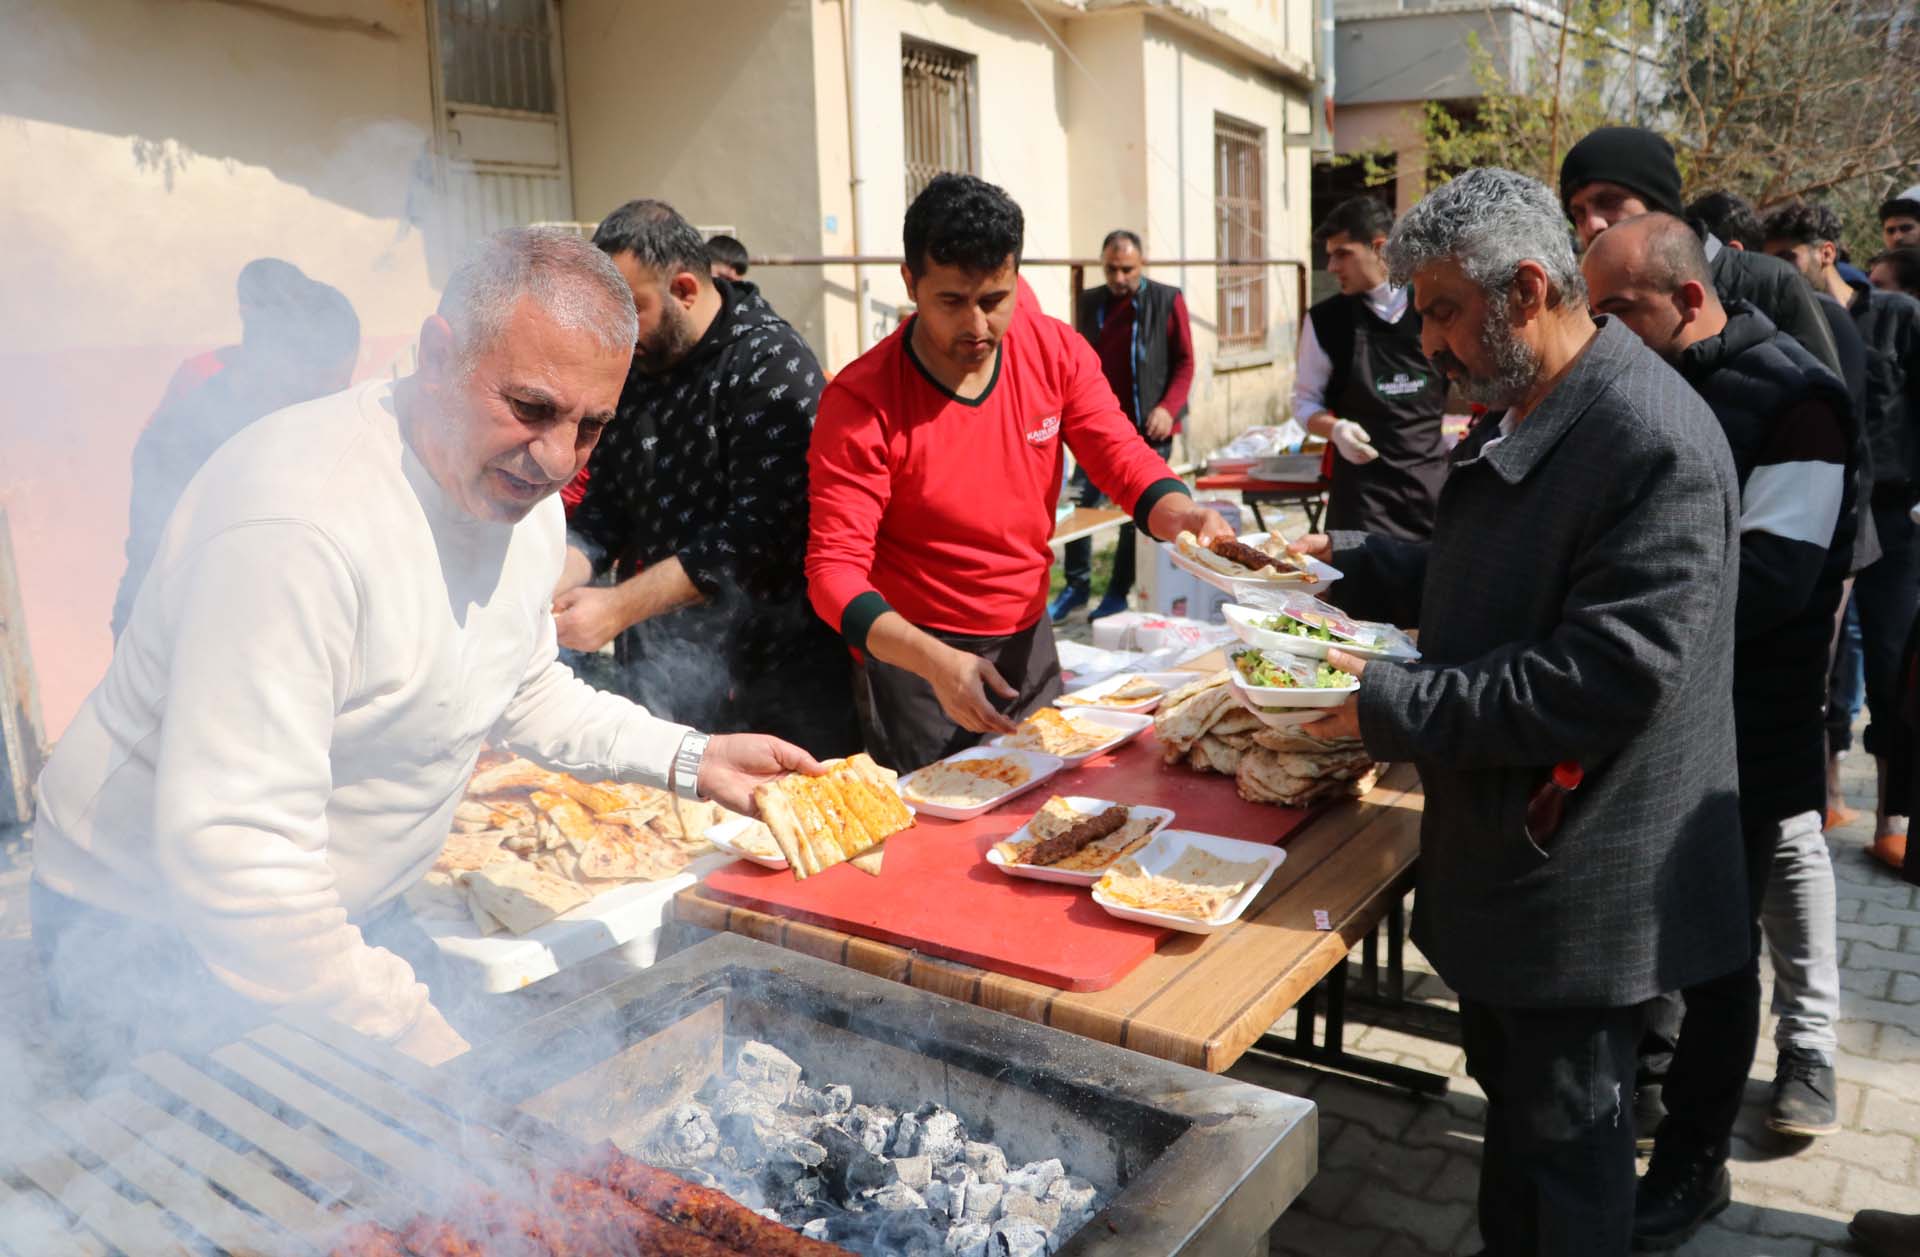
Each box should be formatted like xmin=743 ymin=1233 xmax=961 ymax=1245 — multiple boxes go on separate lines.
xmin=436 ymin=0 xmax=557 ymax=115
xmin=901 ymin=39 xmax=978 ymax=202
xmin=1215 ymin=114 xmax=1269 ymax=349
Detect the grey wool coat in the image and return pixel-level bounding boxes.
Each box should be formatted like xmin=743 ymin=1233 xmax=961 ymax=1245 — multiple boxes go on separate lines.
xmin=1331 ymin=317 xmax=1752 ymax=1010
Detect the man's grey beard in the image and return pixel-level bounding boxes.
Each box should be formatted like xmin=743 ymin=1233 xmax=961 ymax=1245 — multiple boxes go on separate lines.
xmin=634 ymin=297 xmax=700 ymax=375
xmin=1454 ymin=298 xmax=1542 ymax=408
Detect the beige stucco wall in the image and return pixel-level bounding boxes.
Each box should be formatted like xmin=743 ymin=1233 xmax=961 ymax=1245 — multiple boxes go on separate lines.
xmin=563 ymin=0 xmax=829 ymax=349
xmin=1065 ymin=12 xmax=1152 ymax=257
xmin=0 ymin=0 xmax=442 ymax=739
xmin=1140 ymin=20 xmax=1311 ymax=461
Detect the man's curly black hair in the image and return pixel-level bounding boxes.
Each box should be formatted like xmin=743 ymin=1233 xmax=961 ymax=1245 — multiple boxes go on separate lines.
xmin=903 ymin=173 xmax=1024 ymax=278
xmin=1761 ymin=199 xmax=1843 ymax=248
xmin=1684 ymin=190 xmax=1764 ymax=251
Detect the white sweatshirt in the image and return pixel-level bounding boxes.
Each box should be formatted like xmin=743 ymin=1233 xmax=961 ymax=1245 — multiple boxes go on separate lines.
xmin=33 ymin=381 xmax=691 ymax=1041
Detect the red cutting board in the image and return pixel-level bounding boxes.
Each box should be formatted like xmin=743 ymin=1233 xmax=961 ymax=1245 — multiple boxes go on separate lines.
xmin=699 ymin=730 xmax=1315 ymax=991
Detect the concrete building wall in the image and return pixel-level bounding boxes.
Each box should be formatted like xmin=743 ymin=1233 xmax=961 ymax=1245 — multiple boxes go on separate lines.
xmin=0 ymin=0 xmax=443 ymax=739
xmin=1333 ymin=99 xmax=1427 ymax=214
xmin=1140 ymin=21 xmax=1311 ymax=460
xmin=562 ymin=0 xmax=829 ymax=350
xmin=1065 ymin=12 xmax=1152 ymax=262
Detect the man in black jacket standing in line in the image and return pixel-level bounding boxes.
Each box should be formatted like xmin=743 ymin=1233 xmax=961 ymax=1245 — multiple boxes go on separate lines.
xmin=1765 ymin=200 xmax=1920 ymax=874
xmin=554 ymin=199 xmax=859 ymax=757
xmin=1585 ymin=214 xmax=1856 ymax=1244
xmin=1559 ymin=127 xmax=1843 ymax=377
xmin=1051 ymin=229 xmax=1194 ymax=621
xmin=1292 ymin=169 xmax=1749 ymax=1257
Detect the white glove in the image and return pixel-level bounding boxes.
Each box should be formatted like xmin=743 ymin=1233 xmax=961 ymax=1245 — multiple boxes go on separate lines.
xmin=1330 ymin=419 xmax=1380 ymax=465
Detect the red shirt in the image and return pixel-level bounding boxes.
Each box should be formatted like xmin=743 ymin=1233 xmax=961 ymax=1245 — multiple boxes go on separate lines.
xmin=808 ymin=281 xmax=1185 ymax=642
xmin=1093 ymin=289 xmax=1195 ymax=426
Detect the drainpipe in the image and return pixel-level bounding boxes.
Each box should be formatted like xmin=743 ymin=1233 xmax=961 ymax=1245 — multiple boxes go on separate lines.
xmin=839 ymin=0 xmax=870 ymax=354
xmin=1319 ymin=0 xmax=1337 ymax=143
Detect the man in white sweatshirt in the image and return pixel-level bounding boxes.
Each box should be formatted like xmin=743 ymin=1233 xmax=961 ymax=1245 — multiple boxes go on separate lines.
xmin=31 ymin=229 xmax=820 ymax=1082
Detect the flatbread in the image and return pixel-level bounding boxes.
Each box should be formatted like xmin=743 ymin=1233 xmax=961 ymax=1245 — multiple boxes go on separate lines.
xmin=901 ymin=756 xmax=1032 ymax=808
xmin=458 ymin=861 xmax=592 ymax=934
xmin=999 ymin=708 xmax=1115 ymax=758
xmin=1097 ymin=848 xmax=1270 ymax=922
xmin=755 ymin=754 xmax=914 ymax=879
xmin=991 ymin=797 xmax=1159 ymax=872
xmin=576 ymin=823 xmax=688 ymax=881
xmin=467 ymin=757 xmax=561 ymax=796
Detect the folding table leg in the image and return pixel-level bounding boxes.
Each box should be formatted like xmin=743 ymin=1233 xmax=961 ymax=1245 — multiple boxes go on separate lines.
xmin=1253 ymin=961 xmax=1450 ymax=1096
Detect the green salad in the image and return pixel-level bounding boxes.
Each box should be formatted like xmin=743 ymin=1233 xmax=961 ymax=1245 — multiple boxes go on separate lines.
xmin=1256 ymin=613 xmax=1337 ymax=642
xmin=1233 ymin=649 xmax=1354 ymax=689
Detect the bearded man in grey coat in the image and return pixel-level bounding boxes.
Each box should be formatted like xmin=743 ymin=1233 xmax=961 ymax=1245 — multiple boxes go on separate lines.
xmin=1293 ymin=168 xmax=1751 ymax=1257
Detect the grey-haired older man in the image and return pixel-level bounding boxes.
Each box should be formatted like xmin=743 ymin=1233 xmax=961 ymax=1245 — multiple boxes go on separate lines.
xmin=32 ymin=229 xmax=818 ymax=1086
xmin=1293 ymin=169 xmax=1751 ymax=1255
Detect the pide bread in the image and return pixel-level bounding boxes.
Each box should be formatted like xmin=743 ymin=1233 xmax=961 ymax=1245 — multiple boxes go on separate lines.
xmin=1096 ymin=848 xmax=1270 ymax=922
xmin=1174 ymin=530 xmax=1316 ymax=583
xmin=753 ymin=753 xmax=915 ymax=879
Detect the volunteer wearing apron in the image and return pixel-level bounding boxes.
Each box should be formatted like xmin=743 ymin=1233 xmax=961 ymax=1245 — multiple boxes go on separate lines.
xmin=1294 ymin=197 xmax=1449 ymax=540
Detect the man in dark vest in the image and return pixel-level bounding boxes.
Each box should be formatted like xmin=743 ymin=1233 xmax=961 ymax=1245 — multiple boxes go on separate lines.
xmin=1050 ymin=229 xmax=1194 ymax=622
xmin=1292 ymin=196 xmax=1448 ymax=540
xmin=1586 ymin=213 xmax=1855 ymax=1244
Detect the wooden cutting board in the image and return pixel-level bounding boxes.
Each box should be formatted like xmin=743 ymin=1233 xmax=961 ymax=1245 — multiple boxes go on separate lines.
xmin=699 ymin=731 xmax=1316 ymax=991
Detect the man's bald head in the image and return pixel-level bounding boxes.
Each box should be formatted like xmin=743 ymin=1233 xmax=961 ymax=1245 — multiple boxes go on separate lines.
xmin=1581 ymin=212 xmax=1724 ymax=361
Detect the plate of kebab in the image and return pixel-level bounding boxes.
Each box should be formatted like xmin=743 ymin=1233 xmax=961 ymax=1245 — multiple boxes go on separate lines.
xmin=986 ymin=795 xmax=1175 ymax=885
xmin=1170 ymin=530 xmax=1341 ymax=598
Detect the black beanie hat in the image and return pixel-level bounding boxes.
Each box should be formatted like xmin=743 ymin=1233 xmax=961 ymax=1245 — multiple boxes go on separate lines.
xmin=1558 ymin=127 xmax=1684 ymax=218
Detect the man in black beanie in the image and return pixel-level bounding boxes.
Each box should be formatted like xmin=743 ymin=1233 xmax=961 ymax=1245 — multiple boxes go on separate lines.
xmin=1560 ymin=126 xmax=1842 ymax=375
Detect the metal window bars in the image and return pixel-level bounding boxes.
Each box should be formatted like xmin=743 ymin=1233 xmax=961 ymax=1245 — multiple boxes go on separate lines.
xmin=901 ymin=38 xmax=978 ymax=203
xmin=437 ymin=0 xmax=556 ymax=116
xmin=1214 ymin=115 xmax=1269 ymax=349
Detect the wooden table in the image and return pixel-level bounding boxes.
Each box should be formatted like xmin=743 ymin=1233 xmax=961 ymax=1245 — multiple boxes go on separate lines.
xmin=1194 ymin=473 xmax=1332 ymax=534
xmin=1049 ymin=505 xmax=1131 ymax=548
xmin=675 ymin=761 xmax=1425 ymax=1076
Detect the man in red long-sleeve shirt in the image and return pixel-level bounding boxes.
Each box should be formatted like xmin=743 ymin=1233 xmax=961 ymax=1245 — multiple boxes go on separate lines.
xmin=807 ymin=174 xmax=1232 ymax=770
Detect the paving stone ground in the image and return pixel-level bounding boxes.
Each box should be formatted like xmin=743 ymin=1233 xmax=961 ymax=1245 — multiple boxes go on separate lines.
xmin=1242 ymin=748 xmax=1920 ymax=1257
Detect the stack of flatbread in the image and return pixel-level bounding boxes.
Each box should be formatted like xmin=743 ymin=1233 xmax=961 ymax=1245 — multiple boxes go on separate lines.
xmin=407 ymin=755 xmax=732 ymax=936
xmin=755 ymin=753 xmax=916 ymax=879
xmin=1153 ymin=671 xmax=1379 ymax=808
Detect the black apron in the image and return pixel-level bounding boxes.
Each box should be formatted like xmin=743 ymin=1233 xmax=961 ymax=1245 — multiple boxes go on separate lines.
xmin=1322 ymin=299 xmax=1449 ymax=540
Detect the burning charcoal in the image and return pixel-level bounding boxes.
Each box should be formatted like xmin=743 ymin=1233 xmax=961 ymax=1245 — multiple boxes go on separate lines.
xmin=917 ymin=1109 xmax=967 ymax=1164
xmin=893 ymin=1154 xmax=933 ymax=1190
xmin=891 ymin=1111 xmax=923 ymax=1157
xmin=962 ymin=1179 xmax=1003 ymax=1225
xmin=846 ymin=1148 xmax=899 ymax=1196
xmin=1004 ymin=1158 xmax=1064 ymax=1199
xmin=847 ymin=1104 xmax=898 ymax=1157
xmin=791 ymin=1175 xmax=825 ymax=1207
xmin=1000 ymin=1189 xmax=1063 ymax=1233
xmin=772 ymin=1133 xmax=828 ymax=1169
xmin=945 ymin=1219 xmax=992 ymax=1257
xmin=803 ymin=1218 xmax=833 ymax=1242
xmin=963 ymin=1141 xmax=1008 ymax=1185
xmin=924 ymin=1179 xmax=955 ymax=1218
xmin=1045 ymin=1175 xmax=1099 ymax=1220
xmin=736 ymin=1040 xmax=804 ymax=1105
xmin=989 ymin=1217 xmax=1052 ymax=1257
xmin=820 ymin=1083 xmax=854 ymax=1114
xmin=874 ymin=1211 xmax=952 ymax=1257
xmin=863 ymin=1181 xmax=927 ymax=1211
xmin=641 ymin=1101 xmax=720 ymax=1167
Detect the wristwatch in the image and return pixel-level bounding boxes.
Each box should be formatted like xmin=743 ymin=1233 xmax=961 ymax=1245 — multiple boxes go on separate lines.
xmin=671 ymin=732 xmax=711 ymax=802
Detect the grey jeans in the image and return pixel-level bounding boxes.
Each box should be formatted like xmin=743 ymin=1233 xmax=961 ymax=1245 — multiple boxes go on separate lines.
xmin=1758 ymin=809 xmax=1842 ymax=1057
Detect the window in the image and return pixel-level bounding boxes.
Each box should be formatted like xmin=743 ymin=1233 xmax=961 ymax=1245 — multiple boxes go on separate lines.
xmin=436 ymin=0 xmax=557 ymax=114
xmin=901 ymin=39 xmax=978 ymax=202
xmin=1215 ymin=114 xmax=1269 ymax=349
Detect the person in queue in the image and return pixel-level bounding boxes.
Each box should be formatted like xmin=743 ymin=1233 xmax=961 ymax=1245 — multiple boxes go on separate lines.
xmin=1289 ymin=169 xmax=1750 ymax=1256
xmin=31 ymin=230 xmax=818 ymax=1086
xmin=1764 ymin=200 xmax=1920 ymax=873
xmin=1871 ymin=247 xmax=1920 ymax=298
xmin=806 ymin=173 xmax=1232 ymax=771
xmin=1052 ymin=228 xmax=1195 ymax=622
xmin=1880 ymin=191 xmax=1920 ymax=251
xmin=707 ymin=233 xmax=750 ymax=282
xmin=1559 ymin=126 xmax=1843 ymax=376
xmin=554 ymin=200 xmax=858 ymax=758
xmin=113 ymin=262 xmax=361 ymax=638
xmin=1584 ymin=213 xmax=1856 ymax=1242
xmin=1292 ymin=195 xmax=1448 ymax=540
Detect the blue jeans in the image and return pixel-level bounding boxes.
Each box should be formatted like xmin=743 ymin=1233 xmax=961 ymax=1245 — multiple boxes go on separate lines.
xmin=1827 ymin=597 xmax=1864 ymax=753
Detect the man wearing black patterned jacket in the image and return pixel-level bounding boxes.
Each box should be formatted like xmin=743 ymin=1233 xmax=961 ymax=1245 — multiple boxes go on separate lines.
xmin=556 ymin=199 xmax=858 ymax=756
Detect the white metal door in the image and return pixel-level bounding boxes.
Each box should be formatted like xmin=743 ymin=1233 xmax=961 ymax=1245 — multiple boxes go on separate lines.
xmin=426 ymin=0 xmax=574 ymax=252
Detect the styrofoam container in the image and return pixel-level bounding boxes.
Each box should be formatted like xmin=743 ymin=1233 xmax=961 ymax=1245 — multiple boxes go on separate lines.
xmin=1228 ymin=650 xmax=1359 ymax=708
xmin=984 ymin=798 xmax=1177 ymax=886
xmin=1091 ymin=829 xmax=1288 ymax=934
xmin=1167 ymin=532 xmax=1342 ymax=600
xmin=899 ymin=746 xmax=1066 ymax=821
xmin=991 ymin=708 xmax=1153 ymax=767
xmin=1221 ymin=603 xmax=1420 ymax=662
xmin=1054 ymin=670 xmax=1193 ymax=714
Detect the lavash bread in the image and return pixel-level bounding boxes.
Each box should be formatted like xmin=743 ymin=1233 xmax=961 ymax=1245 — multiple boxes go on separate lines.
xmin=754 ymin=753 xmax=915 ymax=879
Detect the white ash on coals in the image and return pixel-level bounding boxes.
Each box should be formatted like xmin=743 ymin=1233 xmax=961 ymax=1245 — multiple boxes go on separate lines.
xmin=635 ymin=1040 xmax=1106 ymax=1256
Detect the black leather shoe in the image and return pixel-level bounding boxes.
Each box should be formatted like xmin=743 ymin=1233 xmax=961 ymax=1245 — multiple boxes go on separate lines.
xmin=1634 ymin=1083 xmax=1667 ymax=1152
xmin=1849 ymin=1209 xmax=1920 ymax=1257
xmin=1632 ymin=1152 xmax=1731 ymax=1251
xmin=1768 ymin=1046 xmax=1840 ymax=1137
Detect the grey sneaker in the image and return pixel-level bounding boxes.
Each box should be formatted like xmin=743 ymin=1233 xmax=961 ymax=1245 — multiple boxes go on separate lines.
xmin=1768 ymin=1046 xmax=1840 ymax=1137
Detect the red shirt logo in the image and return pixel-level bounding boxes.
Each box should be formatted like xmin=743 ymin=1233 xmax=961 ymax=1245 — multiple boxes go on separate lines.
xmin=1025 ymin=414 xmax=1060 ymax=444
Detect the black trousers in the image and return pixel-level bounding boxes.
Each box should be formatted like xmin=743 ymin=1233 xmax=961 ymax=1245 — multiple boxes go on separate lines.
xmin=851 ymin=618 xmax=1063 ymax=772
xmin=1459 ymin=998 xmax=1645 ymax=1257
xmin=1853 ymin=498 xmax=1920 ymax=759
xmin=31 ymin=880 xmax=462 ymax=1094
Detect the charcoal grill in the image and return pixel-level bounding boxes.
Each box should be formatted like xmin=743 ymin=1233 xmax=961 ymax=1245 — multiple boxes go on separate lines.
xmin=0 ymin=934 xmax=1315 ymax=1255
